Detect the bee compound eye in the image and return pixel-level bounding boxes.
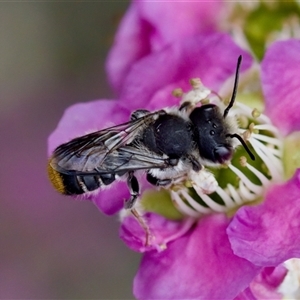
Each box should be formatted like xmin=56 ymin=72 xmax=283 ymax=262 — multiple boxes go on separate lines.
xmin=168 ymin=158 xmax=179 ymax=166
xmin=214 ymin=146 xmax=233 ymax=164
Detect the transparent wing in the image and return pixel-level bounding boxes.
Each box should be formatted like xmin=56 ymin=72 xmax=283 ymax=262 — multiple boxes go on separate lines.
xmin=49 ymin=110 xmax=169 ymax=175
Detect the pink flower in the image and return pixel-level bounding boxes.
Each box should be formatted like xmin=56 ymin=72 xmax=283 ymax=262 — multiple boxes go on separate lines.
xmin=119 ymin=32 xmax=252 ymax=110
xmin=132 ymin=218 xmax=287 ymax=299
xmin=48 ymin=32 xmax=250 ymax=217
xmin=106 ymin=1 xmax=225 ymax=93
xmin=227 ymin=39 xmax=300 ymax=267
xmin=261 ymin=39 xmax=300 ymax=136
xmin=118 ymin=39 xmax=300 ymax=299
xmin=47 ymin=5 xmax=300 ymax=296
xmin=133 ymin=214 xmax=260 ymax=299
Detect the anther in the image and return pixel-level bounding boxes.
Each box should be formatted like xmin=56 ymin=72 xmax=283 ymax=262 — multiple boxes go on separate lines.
xmin=249 ymin=122 xmax=255 ymax=132
xmin=252 ymin=108 xmax=261 ymax=118
xmin=189 ymin=78 xmax=202 ymax=89
xmin=200 ymin=99 xmax=210 ymax=105
xmin=240 ymin=156 xmax=247 ymax=167
xmin=172 ymin=88 xmax=183 ymax=97
xmin=243 ymin=130 xmax=252 ymax=141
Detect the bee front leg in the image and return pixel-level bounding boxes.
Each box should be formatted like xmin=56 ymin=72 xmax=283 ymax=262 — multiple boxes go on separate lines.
xmin=125 ymin=171 xmax=152 ymax=246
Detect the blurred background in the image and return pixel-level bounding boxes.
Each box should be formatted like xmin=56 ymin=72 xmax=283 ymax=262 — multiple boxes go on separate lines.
xmin=0 ymin=2 xmax=143 ymax=299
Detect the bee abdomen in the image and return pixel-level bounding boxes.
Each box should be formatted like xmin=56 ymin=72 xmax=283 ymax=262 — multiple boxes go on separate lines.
xmin=47 ymin=162 xmax=115 ymax=195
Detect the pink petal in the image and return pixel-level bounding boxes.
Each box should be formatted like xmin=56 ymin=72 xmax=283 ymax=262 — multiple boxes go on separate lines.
xmin=88 ymin=181 xmax=127 ymax=216
xmin=136 ymin=2 xmax=223 ymax=51
xmin=106 ymin=1 xmax=224 ymax=92
xmin=48 ymin=99 xmax=130 ymax=154
xmin=261 ymin=39 xmax=300 ymax=135
xmin=249 ymin=265 xmax=287 ymax=299
xmin=234 ymin=265 xmax=287 ymax=300
xmin=106 ymin=4 xmax=151 ymax=92
xmin=234 ymin=288 xmax=256 ymax=300
xmin=48 ymin=99 xmax=131 ymax=215
xmin=120 ymin=212 xmax=194 ymax=253
xmin=134 ymin=214 xmax=260 ymax=299
xmin=120 ymin=33 xmax=253 ymax=110
xmin=228 ymin=169 xmax=300 ymax=266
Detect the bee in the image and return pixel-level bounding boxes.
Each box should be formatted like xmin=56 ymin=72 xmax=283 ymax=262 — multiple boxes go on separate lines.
xmin=48 ymin=56 xmax=254 ymax=243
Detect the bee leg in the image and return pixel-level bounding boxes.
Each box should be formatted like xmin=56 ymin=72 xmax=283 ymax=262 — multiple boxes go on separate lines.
xmin=130 ymin=109 xmax=151 ymax=121
xmin=130 ymin=208 xmax=152 ymax=247
xmin=125 ymin=171 xmax=152 ymax=246
xmin=125 ymin=171 xmax=139 ymax=209
xmin=187 ymin=155 xmax=202 ymax=172
xmin=147 ymin=173 xmax=172 ymax=186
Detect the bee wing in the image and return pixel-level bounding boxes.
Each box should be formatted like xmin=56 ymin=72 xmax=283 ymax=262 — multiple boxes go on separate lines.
xmin=96 ymin=145 xmax=170 ymax=174
xmin=50 ymin=110 xmax=168 ymax=175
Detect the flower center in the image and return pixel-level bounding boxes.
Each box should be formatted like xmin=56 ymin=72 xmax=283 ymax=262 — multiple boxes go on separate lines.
xmin=170 ymin=80 xmax=284 ymax=218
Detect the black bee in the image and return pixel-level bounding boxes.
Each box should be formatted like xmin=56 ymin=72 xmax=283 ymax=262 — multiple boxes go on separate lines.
xmin=48 ymin=55 xmax=254 ymax=212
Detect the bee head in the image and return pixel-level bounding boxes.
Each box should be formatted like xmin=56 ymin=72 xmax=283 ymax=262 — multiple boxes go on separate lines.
xmin=189 ymin=55 xmax=255 ymax=164
xmin=189 ymin=104 xmax=234 ymax=164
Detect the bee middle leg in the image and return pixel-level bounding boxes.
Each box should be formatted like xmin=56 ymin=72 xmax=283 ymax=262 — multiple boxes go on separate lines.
xmin=146 ymin=172 xmax=172 ymax=186
xmin=125 ymin=171 xmax=139 ymax=209
xmin=125 ymin=171 xmax=152 ymax=246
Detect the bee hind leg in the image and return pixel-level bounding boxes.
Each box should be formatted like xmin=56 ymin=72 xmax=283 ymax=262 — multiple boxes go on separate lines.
xmin=125 ymin=171 xmax=152 ymax=246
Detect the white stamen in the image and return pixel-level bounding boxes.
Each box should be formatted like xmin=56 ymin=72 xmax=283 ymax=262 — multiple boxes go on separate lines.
xmin=215 ymin=186 xmax=236 ymax=208
xmin=235 ymin=102 xmax=271 ymax=124
xmin=254 ymin=123 xmax=281 ymax=134
xmin=249 ymin=138 xmax=283 ymax=182
xmin=198 ymin=193 xmax=228 ymax=212
xmin=170 ymin=190 xmax=201 ymax=218
xmin=245 ymin=163 xmax=270 ymax=187
xmin=238 ymin=180 xmax=257 ymax=202
xmin=180 ymin=189 xmax=211 ymax=214
xmin=229 ymin=164 xmax=263 ymax=195
xmin=251 ymin=138 xmax=282 ymax=166
xmin=252 ymin=133 xmax=282 ymax=147
xmin=166 ymin=82 xmax=284 ymax=218
xmin=261 ymin=146 xmax=282 ymax=157
xmin=227 ymin=184 xmax=243 ymax=205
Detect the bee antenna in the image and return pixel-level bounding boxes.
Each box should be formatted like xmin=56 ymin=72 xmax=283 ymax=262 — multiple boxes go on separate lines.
xmin=227 ymin=133 xmax=255 ymax=161
xmin=223 ymin=55 xmax=242 ymax=119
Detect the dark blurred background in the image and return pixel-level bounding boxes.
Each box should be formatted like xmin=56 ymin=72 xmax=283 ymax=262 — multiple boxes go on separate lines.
xmin=0 ymin=2 xmax=143 ymax=299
